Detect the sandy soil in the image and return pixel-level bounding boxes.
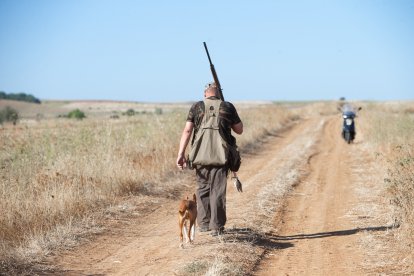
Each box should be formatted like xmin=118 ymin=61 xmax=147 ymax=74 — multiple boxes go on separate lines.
xmin=255 ymin=117 xmax=367 ymax=275
xmin=45 ymin=115 xmax=401 ymax=275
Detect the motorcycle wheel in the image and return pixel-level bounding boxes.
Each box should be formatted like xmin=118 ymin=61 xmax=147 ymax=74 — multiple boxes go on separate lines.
xmin=344 ymin=132 xmax=351 ymax=144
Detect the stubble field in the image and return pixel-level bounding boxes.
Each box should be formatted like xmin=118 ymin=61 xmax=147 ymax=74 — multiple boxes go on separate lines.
xmin=0 ymin=99 xmax=412 ymax=275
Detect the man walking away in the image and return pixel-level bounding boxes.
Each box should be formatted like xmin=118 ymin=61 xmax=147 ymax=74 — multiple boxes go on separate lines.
xmin=176 ymin=82 xmax=243 ymax=236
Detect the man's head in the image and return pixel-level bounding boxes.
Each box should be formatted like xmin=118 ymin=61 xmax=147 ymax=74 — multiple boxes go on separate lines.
xmin=204 ymin=82 xmax=218 ymax=98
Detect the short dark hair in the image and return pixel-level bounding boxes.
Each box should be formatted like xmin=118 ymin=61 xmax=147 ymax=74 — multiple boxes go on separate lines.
xmin=204 ymin=82 xmax=217 ymax=94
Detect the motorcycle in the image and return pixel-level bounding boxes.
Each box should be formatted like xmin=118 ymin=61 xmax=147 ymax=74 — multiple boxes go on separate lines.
xmin=342 ymin=111 xmax=356 ymax=144
xmin=340 ymin=104 xmax=361 ymax=144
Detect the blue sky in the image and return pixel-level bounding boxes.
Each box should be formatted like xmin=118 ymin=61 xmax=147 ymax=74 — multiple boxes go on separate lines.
xmin=0 ymin=0 xmax=413 ymax=102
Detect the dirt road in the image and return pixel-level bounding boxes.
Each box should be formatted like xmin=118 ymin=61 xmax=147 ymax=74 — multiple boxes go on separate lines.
xmin=255 ymin=117 xmax=364 ymax=275
xmin=47 ymin=115 xmax=392 ymax=275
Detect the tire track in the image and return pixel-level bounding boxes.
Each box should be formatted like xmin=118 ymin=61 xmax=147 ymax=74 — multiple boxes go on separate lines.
xmin=254 ymin=116 xmax=366 ymax=275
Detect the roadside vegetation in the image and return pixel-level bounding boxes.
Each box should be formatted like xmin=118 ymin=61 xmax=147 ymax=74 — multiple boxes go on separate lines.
xmin=359 ymin=101 xmax=414 ymax=257
xmin=0 ymin=106 xmax=19 ymax=125
xmin=0 ymin=102 xmax=300 ymax=272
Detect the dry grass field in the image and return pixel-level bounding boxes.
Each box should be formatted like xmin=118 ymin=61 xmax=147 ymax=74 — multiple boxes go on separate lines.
xmin=0 ymin=99 xmax=301 ymax=272
xmin=0 ymin=99 xmax=412 ymax=274
xmin=358 ymin=101 xmax=414 ymax=255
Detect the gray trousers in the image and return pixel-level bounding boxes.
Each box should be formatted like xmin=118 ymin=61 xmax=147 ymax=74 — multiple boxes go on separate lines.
xmin=195 ymin=166 xmax=228 ymax=230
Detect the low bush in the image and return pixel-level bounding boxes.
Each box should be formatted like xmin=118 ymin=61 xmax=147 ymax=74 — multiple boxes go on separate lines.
xmin=0 ymin=106 xmax=19 ymax=125
xmin=67 ymin=109 xmax=86 ymax=120
xmin=123 ymin=109 xmax=136 ymax=116
xmin=155 ymin=108 xmax=163 ymax=115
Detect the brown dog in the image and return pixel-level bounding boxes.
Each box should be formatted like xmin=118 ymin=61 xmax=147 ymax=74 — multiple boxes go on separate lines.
xmin=178 ymin=193 xmax=197 ymax=247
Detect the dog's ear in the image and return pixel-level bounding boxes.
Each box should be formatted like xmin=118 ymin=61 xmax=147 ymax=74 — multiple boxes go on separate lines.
xmin=193 ymin=193 xmax=196 ymax=203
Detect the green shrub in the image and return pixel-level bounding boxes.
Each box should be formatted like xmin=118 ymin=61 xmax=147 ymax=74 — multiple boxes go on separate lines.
xmin=123 ymin=109 xmax=136 ymax=116
xmin=67 ymin=109 xmax=86 ymax=120
xmin=0 ymin=106 xmax=19 ymax=125
xmin=155 ymin=108 xmax=163 ymax=115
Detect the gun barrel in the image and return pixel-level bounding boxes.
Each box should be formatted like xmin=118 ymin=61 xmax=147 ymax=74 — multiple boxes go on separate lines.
xmin=203 ymin=42 xmax=224 ymax=101
xmin=203 ymin=42 xmax=213 ymax=65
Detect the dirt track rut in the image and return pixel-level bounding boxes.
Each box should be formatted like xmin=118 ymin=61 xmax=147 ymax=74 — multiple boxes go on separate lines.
xmin=255 ymin=117 xmax=364 ymax=275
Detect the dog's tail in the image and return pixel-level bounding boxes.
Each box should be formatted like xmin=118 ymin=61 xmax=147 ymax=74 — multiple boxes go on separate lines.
xmin=179 ymin=203 xmax=186 ymax=214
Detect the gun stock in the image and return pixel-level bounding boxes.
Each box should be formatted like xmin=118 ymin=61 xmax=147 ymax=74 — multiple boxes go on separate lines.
xmin=203 ymin=42 xmax=224 ymax=101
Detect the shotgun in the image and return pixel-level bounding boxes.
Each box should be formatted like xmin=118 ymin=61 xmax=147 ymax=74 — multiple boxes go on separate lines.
xmin=203 ymin=42 xmax=224 ymax=101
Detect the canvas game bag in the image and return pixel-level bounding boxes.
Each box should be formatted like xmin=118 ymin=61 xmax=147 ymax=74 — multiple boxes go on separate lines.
xmin=189 ymin=99 xmax=228 ymax=167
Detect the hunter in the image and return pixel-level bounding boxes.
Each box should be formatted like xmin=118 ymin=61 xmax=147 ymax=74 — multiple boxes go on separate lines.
xmin=176 ymin=82 xmax=243 ymax=236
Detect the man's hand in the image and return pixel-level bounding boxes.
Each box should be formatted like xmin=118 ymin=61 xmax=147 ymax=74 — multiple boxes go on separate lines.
xmin=176 ymin=122 xmax=194 ymax=170
xmin=176 ymin=154 xmax=187 ymax=170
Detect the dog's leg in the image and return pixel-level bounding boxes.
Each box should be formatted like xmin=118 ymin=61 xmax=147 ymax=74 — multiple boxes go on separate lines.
xmin=183 ymin=221 xmax=189 ymax=243
xmin=187 ymin=221 xmax=192 ymax=243
xmin=179 ymin=216 xmax=184 ymax=248
xmin=190 ymin=221 xmax=195 ymax=242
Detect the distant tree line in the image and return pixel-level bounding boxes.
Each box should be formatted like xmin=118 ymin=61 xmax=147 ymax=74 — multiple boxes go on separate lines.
xmin=0 ymin=91 xmax=41 ymax=104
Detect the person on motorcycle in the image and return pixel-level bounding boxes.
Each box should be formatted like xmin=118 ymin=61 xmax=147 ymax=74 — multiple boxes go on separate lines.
xmin=342 ymin=112 xmax=356 ymax=140
xmin=340 ymin=103 xmax=360 ymax=143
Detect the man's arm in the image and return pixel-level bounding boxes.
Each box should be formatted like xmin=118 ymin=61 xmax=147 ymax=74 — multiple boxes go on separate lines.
xmin=176 ymin=121 xmax=194 ymax=169
xmin=231 ymin=121 xmax=243 ymax=135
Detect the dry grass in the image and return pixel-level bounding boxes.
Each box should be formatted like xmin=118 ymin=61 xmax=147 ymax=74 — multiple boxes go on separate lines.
xmin=385 ymin=145 xmax=414 ymax=243
xmin=358 ymin=101 xmax=414 ymax=264
xmin=1 ymin=112 xmax=185 ymax=271
xmin=178 ymin=230 xmax=268 ymax=276
xmin=0 ymin=101 xmax=302 ymax=272
xmin=236 ymin=103 xmax=300 ymax=151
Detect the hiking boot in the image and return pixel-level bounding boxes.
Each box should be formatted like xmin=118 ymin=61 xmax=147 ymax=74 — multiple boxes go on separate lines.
xmin=199 ymin=226 xmax=210 ymax=232
xmin=210 ymin=227 xmax=224 ymax=237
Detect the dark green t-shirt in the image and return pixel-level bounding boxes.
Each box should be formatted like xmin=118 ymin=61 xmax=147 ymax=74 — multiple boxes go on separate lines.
xmin=186 ymin=96 xmax=241 ymax=146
